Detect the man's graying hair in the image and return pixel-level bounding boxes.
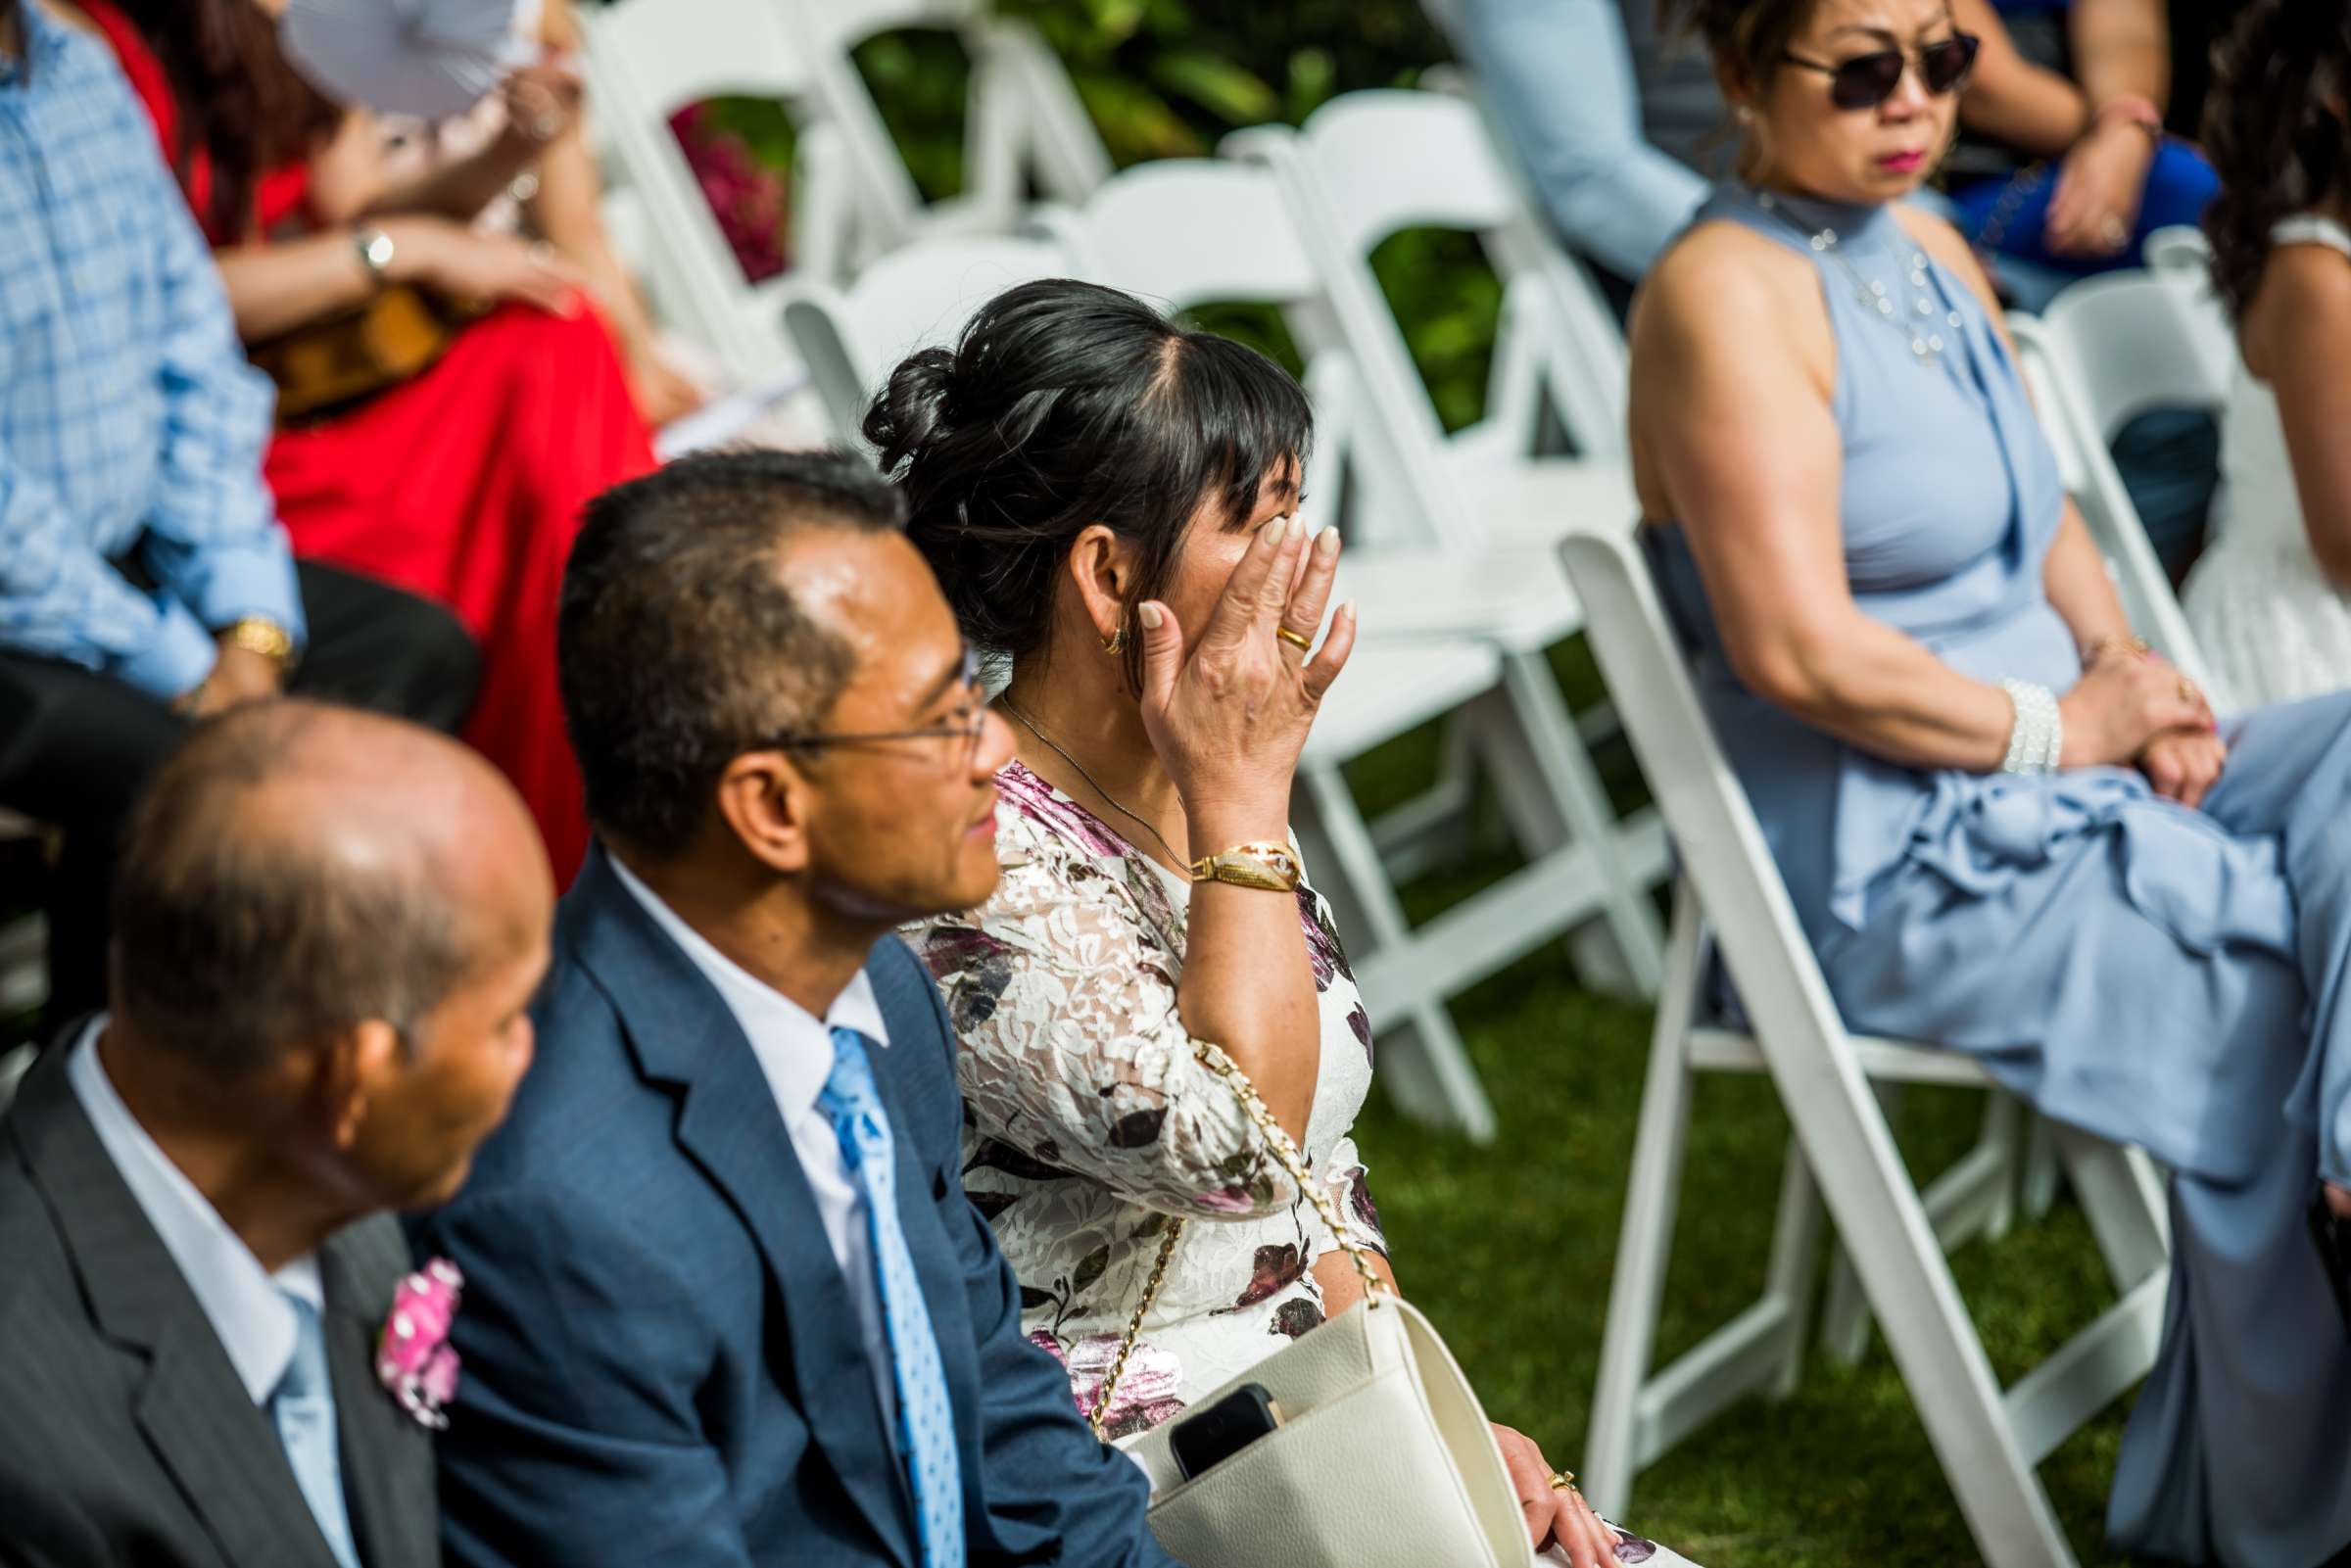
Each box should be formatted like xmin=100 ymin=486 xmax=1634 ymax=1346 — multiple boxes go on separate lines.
xmin=109 ymin=704 xmax=471 ymax=1078
xmin=558 ymin=447 xmax=909 ymax=856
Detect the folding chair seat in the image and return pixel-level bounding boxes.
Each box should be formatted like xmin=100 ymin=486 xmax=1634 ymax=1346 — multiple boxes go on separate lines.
xmin=1557 ymin=519 xmax=2171 ymax=1568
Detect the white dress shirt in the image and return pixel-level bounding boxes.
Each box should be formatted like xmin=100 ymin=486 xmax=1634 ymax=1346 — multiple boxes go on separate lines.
xmin=609 ymin=858 xmax=901 ymax=1431
xmin=66 ymin=1018 xmax=325 ymax=1403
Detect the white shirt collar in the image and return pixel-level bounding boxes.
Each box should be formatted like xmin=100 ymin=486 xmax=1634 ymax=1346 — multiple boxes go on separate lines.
xmin=66 ymin=1018 xmax=324 ymax=1405
xmin=608 ymin=855 xmax=889 ymax=1117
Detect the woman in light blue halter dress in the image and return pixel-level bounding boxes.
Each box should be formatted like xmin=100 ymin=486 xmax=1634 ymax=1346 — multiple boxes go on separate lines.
xmin=1637 ymin=1 xmax=2351 ymax=1562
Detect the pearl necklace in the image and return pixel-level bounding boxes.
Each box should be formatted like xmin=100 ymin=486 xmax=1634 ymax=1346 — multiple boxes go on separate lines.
xmin=1755 ymin=190 xmax=1969 ymax=368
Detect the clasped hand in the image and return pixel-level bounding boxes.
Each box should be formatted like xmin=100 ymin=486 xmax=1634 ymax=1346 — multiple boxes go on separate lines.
xmin=2059 ymin=644 xmax=2224 ymax=807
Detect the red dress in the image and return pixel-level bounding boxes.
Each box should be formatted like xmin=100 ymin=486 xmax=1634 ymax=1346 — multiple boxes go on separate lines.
xmin=87 ymin=2 xmax=654 ymax=880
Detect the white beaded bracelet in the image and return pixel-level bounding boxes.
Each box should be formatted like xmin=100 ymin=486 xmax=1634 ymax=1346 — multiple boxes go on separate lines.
xmin=1998 ymin=679 xmax=2062 ymax=775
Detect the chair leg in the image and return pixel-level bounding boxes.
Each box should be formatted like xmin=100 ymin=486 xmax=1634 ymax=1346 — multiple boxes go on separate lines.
xmin=1981 ymin=1094 xmax=2023 ymax=1243
xmin=2051 ymin=1123 xmax=2171 ymax=1291
xmin=1292 ymin=760 xmax=1497 ymax=1141
xmin=1479 ymin=650 xmax=1666 ymax=999
xmin=1584 ymin=888 xmax=1703 ymax=1518
xmin=1759 ymin=1021 xmax=2080 ymax=1566
xmin=2023 ymin=1114 xmax=2065 ymax=1219
xmin=1763 ymin=1139 xmax=1826 ymax=1399
xmin=1820 ymin=1080 xmax=1905 ymax=1366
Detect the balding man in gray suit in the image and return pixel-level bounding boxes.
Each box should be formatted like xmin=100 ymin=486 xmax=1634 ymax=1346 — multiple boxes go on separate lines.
xmin=0 ymin=701 xmax=553 ymax=1568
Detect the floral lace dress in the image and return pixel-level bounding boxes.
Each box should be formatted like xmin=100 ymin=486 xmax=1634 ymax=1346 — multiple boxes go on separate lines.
xmin=903 ymin=760 xmax=1386 ymax=1440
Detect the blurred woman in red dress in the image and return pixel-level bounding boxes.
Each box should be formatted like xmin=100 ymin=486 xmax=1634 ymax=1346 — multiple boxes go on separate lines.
xmin=80 ymin=0 xmax=658 ymax=879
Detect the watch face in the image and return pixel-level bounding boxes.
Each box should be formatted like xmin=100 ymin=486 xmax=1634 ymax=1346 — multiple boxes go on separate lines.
xmin=361 ymin=232 xmax=395 ymax=271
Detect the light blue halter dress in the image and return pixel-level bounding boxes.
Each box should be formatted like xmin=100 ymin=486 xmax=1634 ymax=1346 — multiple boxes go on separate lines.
xmin=1648 ymin=182 xmax=2351 ymax=1566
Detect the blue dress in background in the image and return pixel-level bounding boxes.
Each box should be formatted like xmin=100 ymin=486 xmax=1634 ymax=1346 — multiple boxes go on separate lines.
xmin=1647 ymin=182 xmax=2351 ymax=1567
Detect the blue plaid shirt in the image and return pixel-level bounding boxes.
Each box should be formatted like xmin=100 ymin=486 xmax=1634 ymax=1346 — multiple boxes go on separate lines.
xmin=0 ymin=2 xmax=302 ymax=699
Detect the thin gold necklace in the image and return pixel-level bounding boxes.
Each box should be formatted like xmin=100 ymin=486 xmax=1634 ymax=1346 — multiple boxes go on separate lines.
xmin=998 ymin=700 xmax=1184 ymax=867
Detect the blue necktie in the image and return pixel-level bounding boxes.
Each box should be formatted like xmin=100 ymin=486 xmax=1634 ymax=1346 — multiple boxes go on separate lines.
xmin=271 ymin=1292 xmax=360 ymax=1568
xmin=819 ymin=1026 xmax=965 ymax=1568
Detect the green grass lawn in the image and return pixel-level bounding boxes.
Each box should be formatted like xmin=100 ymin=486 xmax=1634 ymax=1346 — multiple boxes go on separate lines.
xmin=1340 ymin=642 xmax=2141 ymax=1568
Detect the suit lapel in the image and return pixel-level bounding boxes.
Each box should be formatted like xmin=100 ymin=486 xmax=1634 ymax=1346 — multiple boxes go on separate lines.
xmin=11 ymin=1043 xmax=339 ymax=1568
xmin=321 ymin=1224 xmax=437 ymax=1568
xmin=566 ymin=850 xmax=916 ymax=1568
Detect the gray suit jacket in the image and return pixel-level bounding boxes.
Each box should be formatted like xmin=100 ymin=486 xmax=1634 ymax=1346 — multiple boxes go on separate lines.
xmin=0 ymin=1037 xmax=439 ymax=1568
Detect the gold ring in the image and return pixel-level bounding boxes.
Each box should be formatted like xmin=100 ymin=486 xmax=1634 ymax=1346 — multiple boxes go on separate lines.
xmin=2180 ymin=678 xmax=2200 ymax=704
xmin=1548 ymin=1470 xmax=1575 ymax=1491
xmin=1276 ymin=626 xmax=1314 ymax=652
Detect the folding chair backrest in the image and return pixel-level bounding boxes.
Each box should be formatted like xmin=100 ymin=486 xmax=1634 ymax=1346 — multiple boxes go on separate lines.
xmin=1047 ymin=159 xmax=1321 ymax=313
xmin=580 ymin=0 xmax=816 ymax=380
xmin=2037 ymin=269 xmax=2232 ymax=438
xmin=2142 ymin=224 xmax=2212 ymax=279
xmin=1290 ymin=88 xmax=1629 ymax=452
xmin=1036 ymin=159 xmax=1353 ymax=537
xmin=781 ymin=0 xmax=1111 ymax=261
xmin=781 ymin=234 xmax=1072 ymax=439
xmin=2007 ymin=311 xmax=2215 ymax=693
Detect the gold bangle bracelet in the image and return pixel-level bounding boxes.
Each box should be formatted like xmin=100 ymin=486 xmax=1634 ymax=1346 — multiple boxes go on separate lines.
xmin=1188 ymin=841 xmax=1302 ymax=892
xmin=2084 ymin=634 xmax=2148 ymax=666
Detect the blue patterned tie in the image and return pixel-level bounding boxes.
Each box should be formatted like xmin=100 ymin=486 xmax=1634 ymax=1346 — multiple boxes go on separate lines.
xmin=819 ymin=1026 xmax=966 ymax=1568
xmin=271 ymin=1292 xmax=360 ymax=1568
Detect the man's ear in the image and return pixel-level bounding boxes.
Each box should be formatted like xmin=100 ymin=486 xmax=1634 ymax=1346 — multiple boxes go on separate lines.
xmin=716 ymin=749 xmax=817 ymax=877
xmin=320 ymin=1018 xmax=403 ymax=1151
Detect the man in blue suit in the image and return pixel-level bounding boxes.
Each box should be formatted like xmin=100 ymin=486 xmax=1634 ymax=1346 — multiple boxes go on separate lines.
xmin=413 ymin=450 xmax=1179 ymax=1568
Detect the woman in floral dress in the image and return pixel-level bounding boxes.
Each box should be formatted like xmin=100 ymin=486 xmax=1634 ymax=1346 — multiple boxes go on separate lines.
xmin=883 ymin=278 xmax=1659 ymax=1568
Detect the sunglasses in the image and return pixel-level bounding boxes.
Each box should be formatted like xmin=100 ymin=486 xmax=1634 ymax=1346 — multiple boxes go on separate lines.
xmin=1781 ymin=32 xmax=1981 ymax=111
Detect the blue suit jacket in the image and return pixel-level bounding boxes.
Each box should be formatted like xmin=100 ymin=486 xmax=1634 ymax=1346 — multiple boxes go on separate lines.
xmin=412 ymin=847 xmax=1176 ymax=1567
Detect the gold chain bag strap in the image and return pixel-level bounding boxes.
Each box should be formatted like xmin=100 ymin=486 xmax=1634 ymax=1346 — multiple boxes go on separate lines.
xmin=1091 ymin=1043 xmax=1536 ymax=1568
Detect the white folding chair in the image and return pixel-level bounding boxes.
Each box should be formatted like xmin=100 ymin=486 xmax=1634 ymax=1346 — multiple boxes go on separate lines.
xmin=780 ymin=0 xmax=1114 ymax=270
xmin=578 ymin=0 xmax=833 ymax=384
xmin=782 ymin=226 xmax=1517 ymax=1136
xmin=2142 ymin=223 xmax=2212 ymax=280
xmin=1558 ymin=520 xmax=2172 ymax=1568
xmin=2005 ymin=277 xmax=2223 ymax=700
xmin=1226 ymin=89 xmax=1635 ymax=556
xmin=781 ymin=233 xmax=1070 ymax=434
xmin=1223 ymin=106 xmax=1670 ymax=994
xmin=1037 ymin=159 xmax=1671 ymax=1133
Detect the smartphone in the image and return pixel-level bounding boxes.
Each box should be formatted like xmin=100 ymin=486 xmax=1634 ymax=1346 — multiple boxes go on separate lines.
xmin=1168 ymin=1382 xmax=1283 ymax=1482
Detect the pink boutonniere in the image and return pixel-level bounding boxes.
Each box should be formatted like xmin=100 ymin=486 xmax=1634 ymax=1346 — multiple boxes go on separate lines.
xmin=376 ymin=1259 xmax=463 ymax=1430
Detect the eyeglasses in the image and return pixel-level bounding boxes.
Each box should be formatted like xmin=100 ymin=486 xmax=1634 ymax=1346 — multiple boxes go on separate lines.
xmin=1782 ymin=32 xmax=1980 ymax=111
xmin=761 ymin=646 xmax=992 ymax=771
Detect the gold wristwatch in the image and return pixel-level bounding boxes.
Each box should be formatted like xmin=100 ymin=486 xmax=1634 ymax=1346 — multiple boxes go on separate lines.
xmin=219 ymin=615 xmax=299 ymax=676
xmin=1188 ymin=841 xmax=1302 ymax=892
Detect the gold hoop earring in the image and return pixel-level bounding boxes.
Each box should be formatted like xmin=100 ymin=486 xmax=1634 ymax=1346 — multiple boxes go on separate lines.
xmin=1103 ymin=623 xmax=1126 ymax=656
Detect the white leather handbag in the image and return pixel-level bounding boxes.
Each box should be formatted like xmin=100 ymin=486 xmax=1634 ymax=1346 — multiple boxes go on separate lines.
xmin=1095 ymin=1046 xmax=1540 ymax=1568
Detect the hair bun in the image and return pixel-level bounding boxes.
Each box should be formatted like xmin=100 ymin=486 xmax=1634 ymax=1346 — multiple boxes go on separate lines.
xmin=863 ymin=347 xmax=957 ymax=473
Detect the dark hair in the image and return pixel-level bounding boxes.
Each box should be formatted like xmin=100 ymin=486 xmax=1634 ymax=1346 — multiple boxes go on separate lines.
xmin=110 ymin=703 xmax=470 ymax=1078
xmin=109 ymin=0 xmax=341 ymax=241
xmin=1661 ymin=0 xmax=1828 ymax=94
xmin=559 ymin=447 xmax=908 ymax=856
xmin=862 ymin=278 xmax=1313 ymax=685
xmin=2202 ymin=1 xmax=2351 ymax=320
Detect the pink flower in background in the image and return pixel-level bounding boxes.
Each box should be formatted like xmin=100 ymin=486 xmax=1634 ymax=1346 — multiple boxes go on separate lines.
xmin=376 ymin=1258 xmax=463 ymax=1430
xmin=669 ymin=105 xmax=790 ymax=282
